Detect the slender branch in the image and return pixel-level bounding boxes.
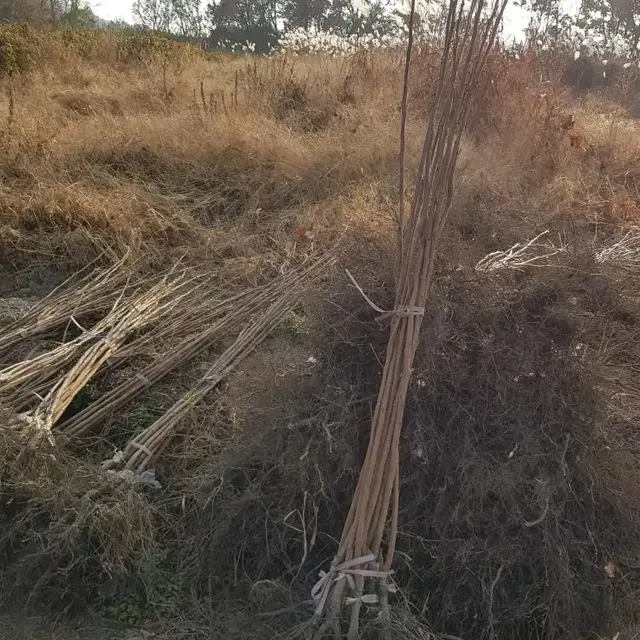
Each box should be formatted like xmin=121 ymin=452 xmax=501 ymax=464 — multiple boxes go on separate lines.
xmin=398 ymin=0 xmax=416 ymax=272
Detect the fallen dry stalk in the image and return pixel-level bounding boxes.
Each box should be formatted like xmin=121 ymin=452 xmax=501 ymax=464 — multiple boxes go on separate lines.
xmin=308 ymin=1 xmax=507 ymax=637
xmin=475 ymin=230 xmax=566 ymax=272
xmin=596 ymin=227 xmax=640 ymax=269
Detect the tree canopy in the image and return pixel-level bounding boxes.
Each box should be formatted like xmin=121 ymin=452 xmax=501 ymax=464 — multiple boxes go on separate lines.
xmin=1 ymin=0 xmax=638 ymax=58
xmin=0 ymin=0 xmax=98 ymax=27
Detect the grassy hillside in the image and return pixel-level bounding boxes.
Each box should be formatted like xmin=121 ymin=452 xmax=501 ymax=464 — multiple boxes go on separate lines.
xmin=1 ymin=27 xmax=640 ymax=640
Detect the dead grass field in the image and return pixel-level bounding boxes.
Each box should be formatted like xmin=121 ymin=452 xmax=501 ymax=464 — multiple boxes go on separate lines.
xmin=1 ymin=28 xmax=640 ymax=640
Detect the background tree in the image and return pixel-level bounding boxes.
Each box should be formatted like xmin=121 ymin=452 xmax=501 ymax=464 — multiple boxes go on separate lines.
xmin=0 ymin=0 xmax=99 ymax=26
xmin=132 ymin=0 xmax=175 ymax=32
xmin=0 ymin=0 xmax=25 ymax=22
xmin=577 ymin=0 xmax=640 ymax=56
xmin=516 ymin=0 xmax=640 ymax=56
xmin=206 ymin=0 xmax=278 ymax=52
xmin=0 ymin=0 xmax=54 ymax=24
xmin=280 ymin=0 xmax=329 ymax=31
xmin=321 ymin=0 xmax=354 ymax=34
xmin=60 ymin=0 xmax=97 ymax=27
xmin=342 ymin=0 xmax=399 ymax=36
xmin=519 ymin=0 xmax=565 ymax=44
xmin=172 ymin=0 xmax=205 ymax=37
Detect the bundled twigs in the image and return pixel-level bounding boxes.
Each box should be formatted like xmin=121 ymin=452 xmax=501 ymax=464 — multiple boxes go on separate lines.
xmin=6 ymin=274 xmax=200 ymax=451
xmin=0 ymin=273 xmax=197 ymax=401
xmin=59 ymin=278 xmax=301 ymax=439
xmin=33 ymin=281 xmax=189 ymax=438
xmin=1 ymin=292 xmax=135 ymax=399
xmin=475 ymin=230 xmax=567 ymax=272
xmin=0 ymin=254 xmax=133 ymax=357
xmin=101 ymin=252 xmax=334 ymax=477
xmin=309 ymin=1 xmax=507 ymax=637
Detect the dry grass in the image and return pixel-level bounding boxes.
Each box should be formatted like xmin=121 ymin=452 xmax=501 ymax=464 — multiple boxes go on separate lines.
xmin=0 ymin=37 xmax=410 ymax=276
xmin=0 ymin=29 xmax=640 ymax=640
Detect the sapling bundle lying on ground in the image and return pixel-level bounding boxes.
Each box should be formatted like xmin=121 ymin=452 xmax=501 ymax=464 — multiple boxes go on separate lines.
xmin=307 ymin=0 xmax=507 ymax=637
xmin=2 ymin=252 xmax=334 ymax=466
xmin=58 ymin=286 xmax=263 ymax=439
xmin=0 ymin=269 xmax=210 ymax=452
xmin=0 ymin=250 xmax=335 ymax=607
xmin=0 ymin=259 xmax=198 ymax=409
xmin=0 ymin=273 xmax=193 ymax=397
xmin=17 ymin=278 xmax=197 ymax=448
xmin=102 ymin=251 xmax=335 ymax=478
xmin=57 ymin=261 xmax=331 ymax=440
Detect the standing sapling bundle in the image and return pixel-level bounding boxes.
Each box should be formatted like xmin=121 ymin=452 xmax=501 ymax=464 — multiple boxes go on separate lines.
xmin=309 ymin=0 xmax=508 ymax=637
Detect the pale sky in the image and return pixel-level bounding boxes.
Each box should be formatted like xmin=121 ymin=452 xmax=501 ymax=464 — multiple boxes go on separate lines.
xmin=88 ymin=0 xmax=557 ymax=41
xmin=90 ymin=0 xmax=133 ymax=22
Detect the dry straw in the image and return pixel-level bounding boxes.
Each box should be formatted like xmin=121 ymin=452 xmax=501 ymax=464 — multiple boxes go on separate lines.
xmin=307 ymin=0 xmax=507 ymax=637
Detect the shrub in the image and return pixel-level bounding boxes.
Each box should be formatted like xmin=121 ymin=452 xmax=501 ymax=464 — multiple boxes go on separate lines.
xmin=0 ymin=23 xmax=43 ymax=77
xmin=116 ymin=32 xmax=202 ymax=67
xmin=56 ymin=27 xmax=105 ymax=59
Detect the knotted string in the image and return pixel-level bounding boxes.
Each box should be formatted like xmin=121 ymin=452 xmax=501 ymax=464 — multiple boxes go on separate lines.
xmin=345 ymin=269 xmax=424 ymax=319
xmin=311 ymin=553 xmax=393 ymax=616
